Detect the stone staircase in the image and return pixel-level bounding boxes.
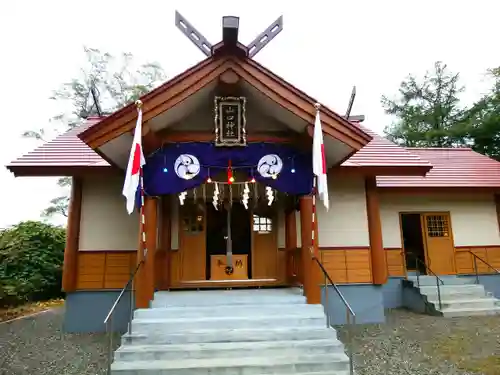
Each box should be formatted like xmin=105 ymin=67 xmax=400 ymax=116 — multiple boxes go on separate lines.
xmin=111 ymin=288 xmax=352 ymax=374
xmin=408 ymin=275 xmax=500 ymax=317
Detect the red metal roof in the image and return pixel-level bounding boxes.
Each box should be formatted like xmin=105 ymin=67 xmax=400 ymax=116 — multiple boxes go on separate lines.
xmin=5 ymin=119 xmax=431 ymax=176
xmin=342 ymin=124 xmax=432 ymax=169
xmin=9 ymin=117 xmax=500 ymax=189
xmin=6 ymin=117 xmax=109 ymax=171
xmin=377 ymin=147 xmax=500 ymax=188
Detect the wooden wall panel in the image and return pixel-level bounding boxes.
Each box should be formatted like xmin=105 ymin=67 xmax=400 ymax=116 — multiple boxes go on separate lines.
xmin=320 ymin=248 xmax=372 ymax=284
xmin=155 ymin=251 xmax=168 ymax=289
xmin=169 ymin=251 xmax=181 ymax=286
xmin=455 ymin=250 xmax=474 ymax=274
xmin=486 ymin=246 xmax=500 ymax=269
xmin=76 ymin=251 xmax=137 ymax=290
xmin=321 ymin=250 xmax=347 ymax=283
xmin=346 ymin=249 xmax=372 ymax=283
xmin=76 ymin=252 xmax=105 ymax=289
xmin=385 ymin=248 xmax=405 ymax=276
xmin=104 ymin=253 xmax=134 ymax=289
xmin=276 ymin=249 xmax=287 ymax=283
xmin=455 ymin=246 xmax=500 ymax=274
xmin=381 ymin=247 xmax=500 ymax=277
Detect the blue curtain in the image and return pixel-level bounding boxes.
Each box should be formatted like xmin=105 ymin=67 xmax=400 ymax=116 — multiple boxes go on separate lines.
xmin=139 ymin=142 xmax=312 ymax=199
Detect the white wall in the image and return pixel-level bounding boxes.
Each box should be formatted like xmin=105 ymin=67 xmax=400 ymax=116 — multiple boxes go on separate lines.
xmin=104 ymin=173 xmax=370 ymax=251
xmin=317 ymin=175 xmax=370 ymax=247
xmin=276 ymin=175 xmax=369 ymax=248
xmin=79 ymin=176 xmax=139 ymax=251
xmin=380 ymin=193 xmax=500 ymax=248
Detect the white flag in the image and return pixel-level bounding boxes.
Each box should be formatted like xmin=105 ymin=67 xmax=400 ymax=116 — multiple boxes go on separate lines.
xmin=313 ymin=108 xmax=329 ymax=211
xmin=122 ymin=107 xmax=146 ymax=214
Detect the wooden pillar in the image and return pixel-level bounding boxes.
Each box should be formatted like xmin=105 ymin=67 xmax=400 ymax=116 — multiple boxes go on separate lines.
xmin=285 ymin=208 xmax=297 ymax=284
xmin=299 ymin=196 xmax=322 ymax=304
xmin=135 ymin=196 xmax=158 ymax=308
xmin=494 ymin=194 xmax=500 ymax=233
xmin=365 ymin=176 xmax=388 ymax=285
xmin=156 ymin=196 xmax=171 ymax=290
xmin=62 ymin=177 xmax=82 ymax=292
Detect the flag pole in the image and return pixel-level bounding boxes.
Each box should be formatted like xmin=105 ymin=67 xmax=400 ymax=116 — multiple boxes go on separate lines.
xmin=311 ymin=103 xmax=320 ymax=257
xmin=136 ymin=99 xmax=148 ymax=259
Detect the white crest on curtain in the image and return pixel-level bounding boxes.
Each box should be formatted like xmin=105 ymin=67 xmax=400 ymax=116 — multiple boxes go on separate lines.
xmin=257 ymin=154 xmax=283 ymax=178
xmin=174 ymin=154 xmax=201 ymax=180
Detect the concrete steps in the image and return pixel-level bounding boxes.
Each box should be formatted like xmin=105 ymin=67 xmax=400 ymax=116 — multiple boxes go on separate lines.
xmin=427 ymin=297 xmax=499 ymax=310
xmin=408 ymin=275 xmax=472 ymax=286
xmin=122 ymin=326 xmax=337 ymax=345
xmin=151 ymin=289 xmax=306 ymax=307
xmin=135 ymin=303 xmax=323 ymax=319
xmin=408 ymin=275 xmax=500 ymax=317
xmin=115 ymin=340 xmax=346 ymax=361
xmin=440 ymin=306 xmax=500 ymax=317
xmin=111 ymin=354 xmax=350 ymax=374
xmin=130 ymin=314 xmax=326 ymax=332
xmin=112 ymin=288 xmax=351 ymax=374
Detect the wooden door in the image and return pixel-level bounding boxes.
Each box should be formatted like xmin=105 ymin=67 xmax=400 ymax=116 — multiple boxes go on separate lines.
xmin=422 ymin=213 xmax=456 ymax=275
xmin=179 ymin=201 xmax=206 ymax=281
xmin=252 ymin=213 xmax=278 ymax=279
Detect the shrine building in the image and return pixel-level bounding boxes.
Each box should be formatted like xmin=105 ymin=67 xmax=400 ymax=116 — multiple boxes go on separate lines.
xmin=6 ymin=13 xmax=500 ymax=332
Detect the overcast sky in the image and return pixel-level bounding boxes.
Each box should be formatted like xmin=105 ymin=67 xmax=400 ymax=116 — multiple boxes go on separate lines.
xmin=0 ymin=0 xmax=499 ymax=229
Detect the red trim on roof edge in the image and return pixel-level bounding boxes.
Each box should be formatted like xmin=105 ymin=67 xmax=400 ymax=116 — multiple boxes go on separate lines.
xmin=78 ymin=56 xmax=215 ymax=142
xmin=244 ymin=58 xmax=370 ymax=142
xmin=78 ymin=55 xmax=372 ymax=149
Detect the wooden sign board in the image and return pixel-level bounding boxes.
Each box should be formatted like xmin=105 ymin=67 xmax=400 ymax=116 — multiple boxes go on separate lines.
xmin=214 ymin=96 xmax=247 ymax=147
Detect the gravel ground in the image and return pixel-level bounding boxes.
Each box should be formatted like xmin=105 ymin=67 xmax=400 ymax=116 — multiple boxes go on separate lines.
xmin=0 ymin=307 xmax=114 ymax=375
xmin=337 ymin=309 xmax=500 ymax=375
xmin=1 ymin=307 xmax=499 ymax=374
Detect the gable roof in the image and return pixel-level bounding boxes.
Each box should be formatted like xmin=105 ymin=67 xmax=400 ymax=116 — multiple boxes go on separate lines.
xmin=377 ymin=148 xmax=500 ymax=188
xmin=6 ymin=118 xmax=112 ymax=176
xmin=6 ymin=119 xmax=426 ymax=177
xmin=78 ymin=55 xmax=372 ymax=151
xmin=10 ymin=117 xmax=500 ymax=189
xmin=341 ymin=124 xmax=433 ymax=175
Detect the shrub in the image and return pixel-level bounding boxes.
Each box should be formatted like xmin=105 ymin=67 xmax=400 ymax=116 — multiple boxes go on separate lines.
xmin=0 ymin=221 xmax=66 ymax=307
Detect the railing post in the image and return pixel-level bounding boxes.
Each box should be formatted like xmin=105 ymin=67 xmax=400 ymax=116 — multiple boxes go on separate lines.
xmin=473 ymin=255 xmax=479 ymax=284
xmin=129 ymin=276 xmax=134 ymax=335
xmin=346 ymin=309 xmax=354 ymax=375
xmin=324 ymin=273 xmax=329 ymax=328
xmin=107 ymin=316 xmax=114 ymax=375
xmin=436 ymin=276 xmax=442 ymax=310
xmin=311 ymin=254 xmax=356 ymax=375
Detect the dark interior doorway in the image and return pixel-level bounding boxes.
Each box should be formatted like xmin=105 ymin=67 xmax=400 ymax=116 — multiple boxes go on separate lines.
xmin=400 ymin=213 xmax=427 ymax=273
xmin=205 ymin=202 xmax=251 ymax=279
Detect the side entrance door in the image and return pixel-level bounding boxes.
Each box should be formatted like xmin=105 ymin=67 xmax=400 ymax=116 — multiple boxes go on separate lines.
xmin=422 ymin=213 xmax=456 ymax=275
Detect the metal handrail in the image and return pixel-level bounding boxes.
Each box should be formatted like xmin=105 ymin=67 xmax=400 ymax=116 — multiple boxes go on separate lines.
xmin=309 ymin=247 xmax=356 ymax=375
xmin=104 ymin=260 xmax=143 ymax=375
xmin=406 ymin=252 xmax=444 ymax=310
xmin=469 ymin=251 xmax=500 ymax=284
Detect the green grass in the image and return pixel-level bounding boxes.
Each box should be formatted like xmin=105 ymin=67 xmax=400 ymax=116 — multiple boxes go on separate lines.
xmin=0 ymin=299 xmax=65 ymax=322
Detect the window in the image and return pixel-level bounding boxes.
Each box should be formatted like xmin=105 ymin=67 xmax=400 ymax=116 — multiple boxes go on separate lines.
xmin=426 ymin=215 xmax=449 ymax=237
xmin=253 ymin=215 xmax=272 ymax=233
xmin=182 ymin=203 xmax=204 ymax=234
